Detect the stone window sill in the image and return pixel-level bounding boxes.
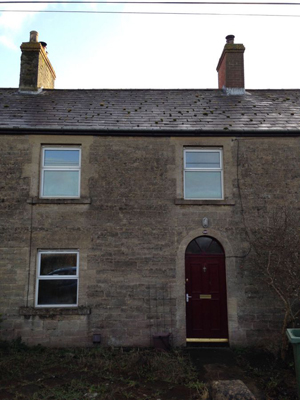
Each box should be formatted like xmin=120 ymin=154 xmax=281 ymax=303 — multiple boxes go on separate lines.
xmin=174 ymin=199 xmax=235 ymax=206
xmin=27 ymin=197 xmax=91 ymax=205
xmin=19 ymin=306 xmax=91 ymax=316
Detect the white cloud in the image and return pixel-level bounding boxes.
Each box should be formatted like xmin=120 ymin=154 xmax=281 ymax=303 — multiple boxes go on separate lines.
xmin=0 ymin=3 xmax=48 ymax=30
xmin=0 ymin=34 xmax=18 ymax=50
xmin=1 ymin=0 xmax=299 ymax=89
xmin=0 ymin=0 xmax=50 ymax=55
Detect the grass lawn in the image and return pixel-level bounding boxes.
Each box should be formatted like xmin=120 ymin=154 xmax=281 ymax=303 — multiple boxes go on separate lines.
xmin=0 ymin=339 xmax=208 ymax=400
xmin=0 ymin=339 xmax=298 ymax=399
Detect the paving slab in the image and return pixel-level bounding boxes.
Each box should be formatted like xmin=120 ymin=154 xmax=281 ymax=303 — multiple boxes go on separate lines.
xmin=211 ymin=379 xmax=256 ymax=400
xmin=185 ymin=348 xmax=265 ymax=400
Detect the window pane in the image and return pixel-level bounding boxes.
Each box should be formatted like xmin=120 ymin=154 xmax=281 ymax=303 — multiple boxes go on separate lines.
xmin=37 ymin=280 xmax=77 ymax=305
xmin=186 ymin=237 xmax=224 ymax=255
xmin=44 ymin=150 xmax=80 ymax=167
xmin=186 ymin=240 xmax=203 ymax=254
xmin=185 ymin=171 xmax=222 ymax=199
xmin=196 ymin=237 xmax=212 ymax=252
xmin=185 ymin=151 xmax=220 ymax=169
xmin=208 ymin=240 xmax=224 ymax=254
xmin=43 ymin=171 xmax=79 ymax=197
xmin=40 ymin=253 xmax=77 ymax=276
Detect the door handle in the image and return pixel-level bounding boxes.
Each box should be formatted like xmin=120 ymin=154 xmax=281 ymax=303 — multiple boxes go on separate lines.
xmin=186 ymin=294 xmax=192 ymax=302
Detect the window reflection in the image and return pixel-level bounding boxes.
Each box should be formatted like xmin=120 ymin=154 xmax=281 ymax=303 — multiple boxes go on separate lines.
xmin=36 ymin=251 xmax=79 ymax=307
xmin=186 ymin=236 xmax=224 ymax=255
xmin=38 ymin=280 xmax=77 ymax=305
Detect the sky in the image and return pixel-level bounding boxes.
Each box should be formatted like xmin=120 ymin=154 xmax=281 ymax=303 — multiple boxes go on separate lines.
xmin=0 ymin=0 xmax=299 ymax=89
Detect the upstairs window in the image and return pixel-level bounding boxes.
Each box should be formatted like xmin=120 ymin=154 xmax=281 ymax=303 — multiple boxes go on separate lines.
xmin=36 ymin=251 xmax=79 ymax=307
xmin=41 ymin=148 xmax=81 ymax=198
xmin=184 ymin=149 xmax=223 ymax=200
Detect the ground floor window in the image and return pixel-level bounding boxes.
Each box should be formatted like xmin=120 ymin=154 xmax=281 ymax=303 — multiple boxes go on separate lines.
xmin=36 ymin=250 xmax=79 ymax=307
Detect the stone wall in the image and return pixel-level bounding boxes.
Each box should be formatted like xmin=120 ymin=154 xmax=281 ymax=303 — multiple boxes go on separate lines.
xmin=0 ymin=134 xmax=299 ymax=347
xmin=37 ymin=49 xmax=55 ymax=89
xmin=19 ymin=43 xmax=55 ymax=91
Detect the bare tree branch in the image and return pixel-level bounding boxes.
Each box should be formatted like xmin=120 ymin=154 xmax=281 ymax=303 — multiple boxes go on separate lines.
xmin=247 ymin=207 xmax=300 ymax=360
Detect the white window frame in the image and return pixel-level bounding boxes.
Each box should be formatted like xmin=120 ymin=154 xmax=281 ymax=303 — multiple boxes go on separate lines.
xmin=184 ymin=148 xmax=224 ymax=200
xmin=40 ymin=147 xmax=81 ymax=198
xmin=35 ymin=250 xmax=79 ymax=308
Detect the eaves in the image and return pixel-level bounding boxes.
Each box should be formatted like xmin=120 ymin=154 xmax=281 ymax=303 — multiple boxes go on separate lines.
xmin=1 ymin=127 xmax=300 ymax=137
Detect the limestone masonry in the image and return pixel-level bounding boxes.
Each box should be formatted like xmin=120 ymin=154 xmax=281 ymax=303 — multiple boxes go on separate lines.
xmin=0 ymin=32 xmax=300 ymax=347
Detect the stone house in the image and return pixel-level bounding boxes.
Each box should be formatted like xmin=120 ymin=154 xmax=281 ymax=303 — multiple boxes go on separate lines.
xmin=0 ymin=31 xmax=300 ymax=347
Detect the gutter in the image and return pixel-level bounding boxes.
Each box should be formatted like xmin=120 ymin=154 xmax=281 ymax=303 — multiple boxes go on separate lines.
xmin=0 ymin=127 xmax=300 ymax=137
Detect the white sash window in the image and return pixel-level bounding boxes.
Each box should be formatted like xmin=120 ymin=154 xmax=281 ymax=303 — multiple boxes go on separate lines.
xmin=41 ymin=147 xmax=81 ymax=198
xmin=184 ymin=149 xmax=223 ymax=200
xmin=36 ymin=251 xmax=79 ymax=307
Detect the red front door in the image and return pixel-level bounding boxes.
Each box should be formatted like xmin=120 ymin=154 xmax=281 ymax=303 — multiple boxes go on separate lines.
xmin=185 ymin=253 xmax=229 ymax=341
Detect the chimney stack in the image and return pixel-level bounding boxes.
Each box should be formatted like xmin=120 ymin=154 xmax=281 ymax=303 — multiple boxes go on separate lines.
xmin=216 ymin=35 xmax=245 ymax=95
xmin=19 ymin=31 xmax=56 ymax=92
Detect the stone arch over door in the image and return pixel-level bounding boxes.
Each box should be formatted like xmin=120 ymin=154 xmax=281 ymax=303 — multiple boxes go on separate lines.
xmin=175 ymin=229 xmax=238 ymax=346
xmin=185 ymin=236 xmax=228 ymax=342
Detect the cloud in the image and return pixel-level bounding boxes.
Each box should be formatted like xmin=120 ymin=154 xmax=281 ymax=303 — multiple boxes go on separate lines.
xmin=0 ymin=1 xmax=48 ymax=31
xmin=0 ymin=35 xmax=18 ymax=50
xmin=0 ymin=0 xmax=50 ymax=54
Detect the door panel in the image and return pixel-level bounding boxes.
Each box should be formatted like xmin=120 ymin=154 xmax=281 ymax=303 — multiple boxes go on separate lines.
xmin=185 ymin=254 xmax=228 ymax=340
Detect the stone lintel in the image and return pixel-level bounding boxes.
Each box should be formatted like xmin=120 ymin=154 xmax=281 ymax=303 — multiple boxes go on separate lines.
xmin=19 ymin=306 xmax=91 ymax=316
xmin=27 ymin=197 xmax=91 ymax=205
xmin=174 ymin=199 xmax=236 ymax=206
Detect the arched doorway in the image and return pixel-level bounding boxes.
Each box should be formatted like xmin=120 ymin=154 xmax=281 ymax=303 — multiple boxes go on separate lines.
xmin=185 ymin=236 xmax=229 ymax=343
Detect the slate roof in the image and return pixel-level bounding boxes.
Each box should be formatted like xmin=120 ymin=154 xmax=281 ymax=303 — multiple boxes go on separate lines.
xmin=0 ymin=88 xmax=300 ymax=134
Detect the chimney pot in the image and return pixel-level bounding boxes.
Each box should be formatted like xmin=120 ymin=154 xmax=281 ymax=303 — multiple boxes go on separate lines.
xmin=226 ymin=35 xmax=235 ymax=44
xmin=30 ymin=31 xmax=39 ymax=42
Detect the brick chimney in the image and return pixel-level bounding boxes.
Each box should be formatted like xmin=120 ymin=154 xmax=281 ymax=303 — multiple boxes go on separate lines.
xmin=19 ymin=31 xmax=56 ymax=92
xmin=216 ymin=35 xmax=245 ymax=95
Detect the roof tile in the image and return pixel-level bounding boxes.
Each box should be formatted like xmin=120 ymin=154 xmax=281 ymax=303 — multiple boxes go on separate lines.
xmin=0 ymin=88 xmax=299 ymax=133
